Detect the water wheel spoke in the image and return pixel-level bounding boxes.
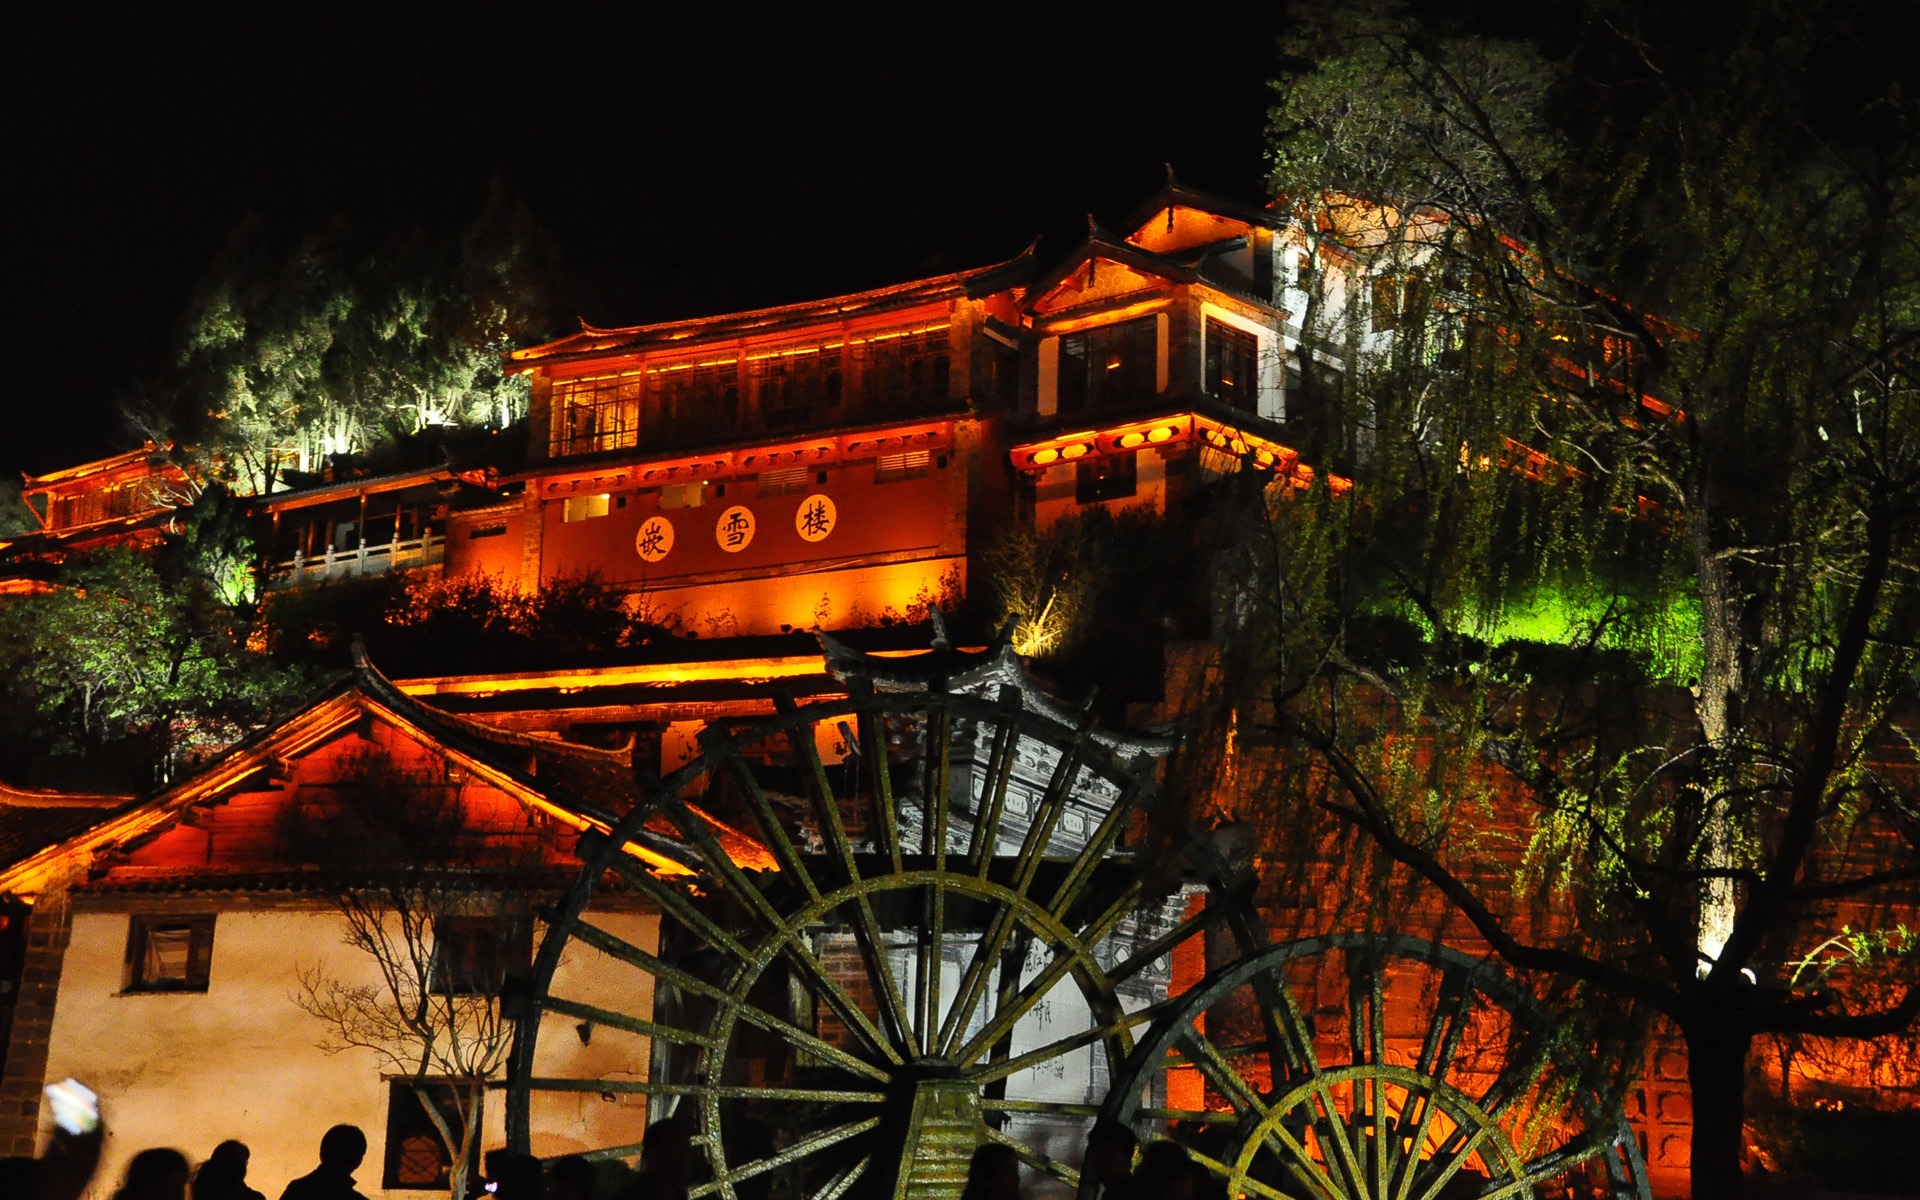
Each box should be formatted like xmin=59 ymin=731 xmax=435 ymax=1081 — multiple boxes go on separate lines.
xmin=1106 ymin=896 xmax=1228 ymax=984
xmin=770 ymin=714 xmax=916 ymax=1053
xmin=772 ymin=931 xmax=908 ymax=1069
xmin=602 ymin=854 xmax=753 ymax=964
xmin=1389 ymin=1089 xmax=1449 ymax=1200
xmin=920 ymin=701 xmax=953 ymax=1055
xmin=961 ymin=690 xmax=1024 ymax=874
xmin=521 ymin=1078 xmax=886 ymax=1104
xmin=691 ymin=1115 xmax=883 ymax=1196
xmin=1414 ymin=965 xmax=1477 ymax=1084
xmin=706 ymin=756 xmax=821 ymax=906
xmin=1009 ymin=732 xmax=1092 ymax=895
xmin=562 ymin=918 xmax=886 ymax=1083
xmin=1252 ymin=1112 xmax=1347 ymax=1200
xmin=1251 ymin=967 xmax=1320 ymax=1085
xmin=539 ymin=995 xmax=714 ymax=1048
xmin=1043 ymin=763 xmax=1149 ymax=916
xmin=1346 ymin=953 xmax=1390 ymax=1197
xmin=971 ymin=992 xmax=1178 ymax=1084
xmin=852 ymin=697 xmax=902 ymax=876
xmin=1476 ymin=1024 xmax=1554 ymax=1121
xmin=1176 ymin=1027 xmax=1274 ymax=1121
xmin=1190 ymin=1148 xmax=1295 ymax=1200
xmin=1305 ymin=1079 xmax=1372 ymax=1200
xmin=979 ymin=1098 xmax=1104 ymax=1118
xmin=942 ymin=710 xmax=1081 ymax=1056
xmin=807 ymin=1152 xmax=871 ymax=1200
xmin=984 ymin=1125 xmax=1080 ymax=1189
xmin=1133 ymin=1106 xmax=1239 ymax=1124
xmin=953 ymin=885 xmax=1135 ymax=1067
xmin=1407 ymin=1120 xmax=1497 ymax=1200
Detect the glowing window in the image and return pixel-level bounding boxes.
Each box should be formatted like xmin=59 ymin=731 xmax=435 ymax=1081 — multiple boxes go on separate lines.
xmin=660 ymin=483 xmax=708 ymax=510
xmin=550 ymin=371 xmax=643 ymax=457
xmin=562 ymin=494 xmax=611 ymax=522
xmin=756 ymin=467 xmax=809 ymax=497
xmin=875 ymin=450 xmax=932 ymax=482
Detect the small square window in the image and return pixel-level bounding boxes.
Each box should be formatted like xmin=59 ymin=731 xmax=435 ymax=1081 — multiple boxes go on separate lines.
xmin=561 ymin=494 xmax=611 ymax=523
xmin=659 ymin=483 xmax=708 ymax=510
xmin=875 ymin=450 xmax=931 ymax=483
xmin=125 ymin=915 xmax=215 ymax=992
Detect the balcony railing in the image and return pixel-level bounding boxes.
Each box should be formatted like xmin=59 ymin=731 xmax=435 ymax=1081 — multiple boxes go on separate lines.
xmin=268 ymin=532 xmax=445 ymax=590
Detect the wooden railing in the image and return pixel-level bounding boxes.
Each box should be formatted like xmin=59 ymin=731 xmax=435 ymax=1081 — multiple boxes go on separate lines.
xmin=268 ymin=532 xmax=445 ymax=589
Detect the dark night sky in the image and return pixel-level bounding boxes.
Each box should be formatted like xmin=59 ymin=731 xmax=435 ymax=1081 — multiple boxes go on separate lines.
xmin=4 ymin=6 xmax=1289 ymax=481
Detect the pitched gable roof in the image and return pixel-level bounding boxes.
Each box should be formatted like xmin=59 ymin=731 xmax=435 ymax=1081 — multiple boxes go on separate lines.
xmin=1021 ymin=230 xmax=1204 ymax=318
xmin=0 ymin=652 xmax=771 ymax=897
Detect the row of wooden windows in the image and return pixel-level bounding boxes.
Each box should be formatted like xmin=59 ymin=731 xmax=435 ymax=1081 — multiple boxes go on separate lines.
xmin=551 ymin=326 xmax=951 ymax=457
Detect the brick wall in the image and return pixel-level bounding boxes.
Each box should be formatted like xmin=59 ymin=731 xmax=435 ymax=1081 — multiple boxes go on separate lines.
xmin=0 ymin=891 xmax=72 ymax=1155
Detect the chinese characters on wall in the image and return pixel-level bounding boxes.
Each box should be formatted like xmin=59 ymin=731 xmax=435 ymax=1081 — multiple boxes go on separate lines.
xmin=633 ymin=494 xmax=836 ymax=563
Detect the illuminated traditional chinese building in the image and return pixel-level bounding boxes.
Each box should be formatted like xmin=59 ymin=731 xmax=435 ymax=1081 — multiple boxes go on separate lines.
xmin=3 ymin=184 xmax=1912 ymax=1199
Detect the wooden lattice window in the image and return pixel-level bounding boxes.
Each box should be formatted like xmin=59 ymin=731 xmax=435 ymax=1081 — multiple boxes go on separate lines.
xmin=853 ymin=325 xmax=950 ymax=414
xmin=383 ymin=1081 xmax=479 ymax=1190
xmin=551 ymin=371 xmax=643 ymax=457
xmin=1204 ymin=318 xmax=1260 ymax=412
xmin=1058 ymin=317 xmax=1157 ymax=415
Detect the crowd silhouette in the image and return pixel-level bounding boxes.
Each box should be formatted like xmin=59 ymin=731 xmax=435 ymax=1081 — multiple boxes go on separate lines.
xmin=0 ymin=1086 xmax=1274 ymax=1200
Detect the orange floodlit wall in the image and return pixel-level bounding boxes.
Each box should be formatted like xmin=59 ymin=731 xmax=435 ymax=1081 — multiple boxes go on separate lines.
xmin=1127 ymin=205 xmax=1256 ymax=256
xmin=94 ymin=721 xmax=580 ymax=883
xmin=534 ymin=434 xmax=967 ymax=635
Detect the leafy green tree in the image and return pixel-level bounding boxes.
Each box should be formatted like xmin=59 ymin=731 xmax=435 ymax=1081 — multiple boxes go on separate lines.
xmin=0 ymin=548 xmax=301 ymax=783
xmin=0 ymin=481 xmax=39 ymax=538
xmin=169 ymin=181 xmax=561 ymax=494
xmin=1221 ymin=3 xmax=1920 ymax=1195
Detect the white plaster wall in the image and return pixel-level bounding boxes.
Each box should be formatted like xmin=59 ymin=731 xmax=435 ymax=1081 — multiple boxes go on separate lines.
xmin=524 ymin=910 xmax=657 ymax=1160
xmin=40 ymin=905 xmax=659 ymax=1199
xmin=43 ymin=908 xmax=403 ymax=1200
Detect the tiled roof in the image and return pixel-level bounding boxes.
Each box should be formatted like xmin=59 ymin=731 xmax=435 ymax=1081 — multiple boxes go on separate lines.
xmin=509 ymin=253 xmax=1036 ymax=369
xmin=0 ymin=783 xmax=133 ymax=871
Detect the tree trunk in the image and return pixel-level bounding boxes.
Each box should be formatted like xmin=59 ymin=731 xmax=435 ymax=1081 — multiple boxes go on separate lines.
xmin=1684 ymin=1017 xmax=1753 ymax=1200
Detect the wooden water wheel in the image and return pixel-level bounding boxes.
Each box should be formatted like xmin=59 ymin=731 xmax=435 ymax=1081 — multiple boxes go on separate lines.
xmin=1099 ymin=933 xmax=1652 ymax=1200
xmin=505 ymin=679 xmax=1263 ymax=1200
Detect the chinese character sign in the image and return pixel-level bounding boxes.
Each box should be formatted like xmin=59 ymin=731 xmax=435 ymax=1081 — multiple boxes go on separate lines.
xmin=714 ymin=505 xmax=756 ymax=553
xmin=794 ymin=494 xmax=837 ymax=543
xmin=635 ymin=515 xmax=675 ymax=562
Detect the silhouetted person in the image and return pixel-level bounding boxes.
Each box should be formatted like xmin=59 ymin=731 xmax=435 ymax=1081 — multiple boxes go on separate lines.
xmin=0 ymin=1118 xmax=103 ymax=1200
xmin=490 ymin=1152 xmax=544 ymax=1200
xmin=279 ymin=1126 xmax=369 ymax=1200
xmin=116 ymin=1149 xmax=191 ymax=1200
xmin=194 ymin=1141 xmax=265 ymax=1200
xmin=1083 ymin=1119 xmax=1137 ymax=1196
xmin=958 ymin=1143 xmax=1022 ymax=1200
xmin=1131 ymin=1141 xmax=1196 ymax=1200
xmin=546 ymin=1155 xmax=598 ymax=1200
xmin=620 ymin=1115 xmax=694 ymax=1200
